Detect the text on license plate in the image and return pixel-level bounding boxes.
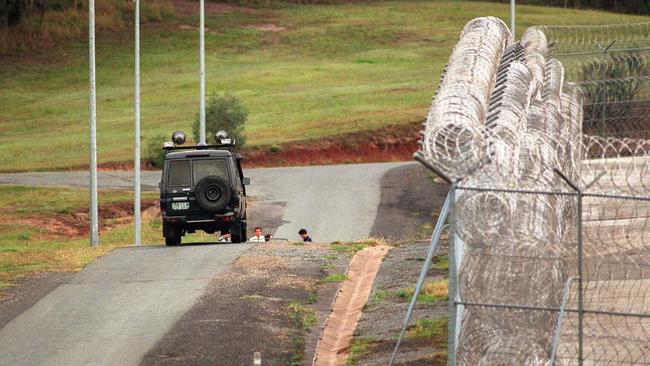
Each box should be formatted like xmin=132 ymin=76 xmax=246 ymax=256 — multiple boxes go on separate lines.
xmin=171 ymin=202 xmax=190 ymax=210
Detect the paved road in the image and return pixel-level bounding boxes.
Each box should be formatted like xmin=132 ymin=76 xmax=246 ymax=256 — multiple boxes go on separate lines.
xmin=0 ymin=162 xmax=444 ymax=365
xmin=0 ymin=162 xmax=409 ymax=243
xmin=0 ymin=244 xmax=252 ymax=366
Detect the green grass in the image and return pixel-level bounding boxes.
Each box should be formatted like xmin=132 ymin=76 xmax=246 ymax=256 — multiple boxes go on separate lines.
xmin=287 ymin=298 xmax=318 ymax=365
xmin=431 ymin=255 xmax=449 ymax=270
xmin=329 ymin=238 xmax=382 ymax=255
xmin=0 ymin=185 xmax=220 ymax=290
xmin=406 ymin=317 xmax=448 ymax=345
xmin=367 ymin=289 xmax=388 ymax=306
xmin=1 ymin=1 xmax=646 ymax=171
xmin=306 ymin=292 xmax=318 ymax=304
xmin=242 ymin=293 xmax=263 ymax=301
xmin=322 ymin=272 xmax=348 ymax=283
xmin=395 ymin=278 xmax=448 ymax=302
xmin=346 ymin=337 xmax=377 ymax=366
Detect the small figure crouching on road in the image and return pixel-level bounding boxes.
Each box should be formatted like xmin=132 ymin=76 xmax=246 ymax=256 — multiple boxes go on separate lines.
xmin=249 ymin=227 xmax=266 ymax=242
xmin=298 ymin=228 xmax=312 ymax=242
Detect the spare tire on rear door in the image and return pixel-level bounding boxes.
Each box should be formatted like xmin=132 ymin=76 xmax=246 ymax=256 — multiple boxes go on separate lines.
xmin=194 ymin=176 xmax=232 ymax=212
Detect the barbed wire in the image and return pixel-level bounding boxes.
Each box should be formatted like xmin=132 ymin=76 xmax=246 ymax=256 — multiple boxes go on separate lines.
xmin=539 ymin=22 xmax=650 ymax=55
xmin=418 ymin=18 xmax=650 ymax=366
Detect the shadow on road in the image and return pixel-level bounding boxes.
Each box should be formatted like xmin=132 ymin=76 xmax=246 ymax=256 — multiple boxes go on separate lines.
xmin=370 ymin=163 xmax=448 ymax=241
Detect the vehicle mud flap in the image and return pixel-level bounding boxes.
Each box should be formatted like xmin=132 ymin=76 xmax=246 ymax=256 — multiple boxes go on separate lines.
xmin=230 ymin=221 xmax=243 ymax=243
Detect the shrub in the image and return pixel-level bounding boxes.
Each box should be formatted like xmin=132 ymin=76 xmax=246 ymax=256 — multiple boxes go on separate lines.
xmin=192 ymin=94 xmax=248 ymax=148
xmin=144 ymin=134 xmax=167 ymax=168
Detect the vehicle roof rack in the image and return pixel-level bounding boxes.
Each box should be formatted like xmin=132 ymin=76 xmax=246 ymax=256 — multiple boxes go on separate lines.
xmin=163 ymin=140 xmax=237 ymax=153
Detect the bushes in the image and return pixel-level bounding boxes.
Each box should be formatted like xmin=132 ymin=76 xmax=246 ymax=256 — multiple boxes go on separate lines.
xmin=192 ymin=94 xmax=248 ymax=148
xmin=1 ymin=0 xmax=174 ymax=54
xmin=145 ymin=94 xmax=248 ymax=167
xmin=144 ymin=134 xmax=167 ymax=168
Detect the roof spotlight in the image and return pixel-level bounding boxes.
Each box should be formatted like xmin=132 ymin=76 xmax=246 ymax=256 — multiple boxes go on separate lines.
xmin=171 ymin=131 xmax=186 ymax=145
xmin=215 ymin=130 xmax=229 ymax=143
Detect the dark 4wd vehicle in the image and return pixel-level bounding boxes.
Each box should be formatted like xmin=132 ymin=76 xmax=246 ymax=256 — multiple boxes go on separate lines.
xmin=159 ymin=131 xmax=250 ymax=246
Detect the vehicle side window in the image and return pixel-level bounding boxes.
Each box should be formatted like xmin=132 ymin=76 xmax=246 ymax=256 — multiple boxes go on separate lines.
xmin=230 ymin=159 xmax=241 ymax=189
xmin=193 ymin=159 xmax=229 ymax=185
xmin=168 ymin=160 xmax=191 ymax=187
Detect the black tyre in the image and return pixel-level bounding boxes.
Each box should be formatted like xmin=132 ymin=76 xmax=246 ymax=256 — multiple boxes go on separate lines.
xmin=194 ymin=176 xmax=232 ymax=213
xmin=231 ymin=221 xmax=243 ymax=243
xmin=165 ymin=235 xmax=181 ymax=246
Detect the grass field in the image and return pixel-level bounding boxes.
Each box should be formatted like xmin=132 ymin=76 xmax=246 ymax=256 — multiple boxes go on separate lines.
xmin=0 ymin=185 xmax=214 ymax=290
xmin=1 ymin=1 xmax=647 ymax=171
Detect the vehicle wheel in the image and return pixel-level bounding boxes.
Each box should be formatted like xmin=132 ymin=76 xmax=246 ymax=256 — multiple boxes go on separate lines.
xmin=165 ymin=235 xmax=181 ymax=246
xmin=230 ymin=221 xmax=243 ymax=243
xmin=194 ymin=176 xmax=232 ymax=212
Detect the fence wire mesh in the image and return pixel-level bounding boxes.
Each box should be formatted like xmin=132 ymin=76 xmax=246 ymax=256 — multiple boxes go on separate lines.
xmin=540 ymin=22 xmax=650 ymax=139
xmin=417 ymin=17 xmax=650 ymax=365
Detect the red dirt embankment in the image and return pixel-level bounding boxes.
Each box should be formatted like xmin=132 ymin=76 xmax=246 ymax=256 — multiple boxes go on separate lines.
xmin=96 ymin=123 xmax=421 ymax=171
xmin=8 ymin=199 xmax=159 ymax=240
xmin=244 ymin=123 xmax=420 ymax=168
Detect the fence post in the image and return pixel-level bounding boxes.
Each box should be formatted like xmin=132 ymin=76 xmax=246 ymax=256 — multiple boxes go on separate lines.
xmin=577 ymin=190 xmax=584 ymax=365
xmin=88 ymin=0 xmax=99 ymax=248
xmin=549 ymin=276 xmax=579 ymax=365
xmin=412 ymin=152 xmax=459 ymax=365
xmin=447 ymin=183 xmax=458 ymax=366
xmin=389 ymin=191 xmax=452 ymax=366
xmin=554 ymin=168 xmax=583 ymax=366
xmin=133 ymin=0 xmax=141 ymax=247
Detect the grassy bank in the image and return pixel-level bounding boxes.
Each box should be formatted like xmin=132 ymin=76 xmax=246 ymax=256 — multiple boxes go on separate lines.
xmin=0 ymin=185 xmax=204 ymax=290
xmin=1 ymin=1 xmax=646 ymax=171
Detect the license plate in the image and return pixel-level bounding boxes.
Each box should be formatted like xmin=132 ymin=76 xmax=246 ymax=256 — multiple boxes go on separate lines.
xmin=171 ymin=202 xmax=190 ymax=210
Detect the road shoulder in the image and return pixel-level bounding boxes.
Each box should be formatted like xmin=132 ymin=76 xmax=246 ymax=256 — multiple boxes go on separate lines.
xmin=141 ymin=241 xmax=355 ymax=365
xmin=0 ymin=272 xmax=74 ymax=330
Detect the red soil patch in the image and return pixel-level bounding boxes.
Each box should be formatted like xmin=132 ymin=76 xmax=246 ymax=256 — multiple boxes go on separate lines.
xmin=91 ymin=122 xmax=420 ymax=171
xmin=245 ymin=23 xmax=287 ymax=32
xmin=243 ymin=123 xmax=421 ymax=168
xmin=173 ymin=0 xmax=256 ymax=17
xmin=8 ymin=199 xmax=159 ymax=240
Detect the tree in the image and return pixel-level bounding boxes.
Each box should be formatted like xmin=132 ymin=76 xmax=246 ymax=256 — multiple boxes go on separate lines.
xmin=193 ymin=94 xmax=248 ymax=148
xmin=144 ymin=134 xmax=167 ymax=168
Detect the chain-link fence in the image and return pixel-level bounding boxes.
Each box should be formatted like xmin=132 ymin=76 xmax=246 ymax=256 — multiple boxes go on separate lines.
xmin=541 ymin=22 xmax=650 ymax=139
xmin=409 ymin=17 xmax=650 ymax=366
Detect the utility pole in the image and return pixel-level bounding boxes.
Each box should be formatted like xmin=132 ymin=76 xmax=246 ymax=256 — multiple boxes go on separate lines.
xmin=134 ymin=0 xmax=141 ymax=246
xmin=199 ymin=0 xmax=206 ymax=144
xmin=88 ymin=0 xmax=99 ymax=247
xmin=510 ymin=0 xmax=515 ymax=37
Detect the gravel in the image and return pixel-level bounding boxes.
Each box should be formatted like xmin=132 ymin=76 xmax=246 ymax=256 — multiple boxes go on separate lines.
xmin=141 ymin=241 xmax=352 ymax=366
xmin=351 ymin=241 xmax=449 ymax=366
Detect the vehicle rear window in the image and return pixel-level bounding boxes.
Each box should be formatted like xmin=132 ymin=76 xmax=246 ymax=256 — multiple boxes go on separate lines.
xmin=167 ymin=160 xmax=191 ymax=187
xmin=193 ymin=159 xmax=229 ymax=184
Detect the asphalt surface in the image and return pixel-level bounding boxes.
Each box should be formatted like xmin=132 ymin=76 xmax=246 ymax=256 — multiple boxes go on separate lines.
xmin=0 ymin=162 xmax=443 ymax=365
xmin=0 ymin=162 xmax=412 ymax=243
xmin=0 ymin=244 xmax=252 ymax=366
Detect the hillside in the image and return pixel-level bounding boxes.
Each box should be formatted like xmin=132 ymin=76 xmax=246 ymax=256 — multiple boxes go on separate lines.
xmin=0 ymin=0 xmax=647 ymax=172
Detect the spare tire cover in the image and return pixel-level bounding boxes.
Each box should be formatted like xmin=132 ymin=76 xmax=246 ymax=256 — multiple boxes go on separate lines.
xmin=194 ymin=176 xmax=232 ymax=212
